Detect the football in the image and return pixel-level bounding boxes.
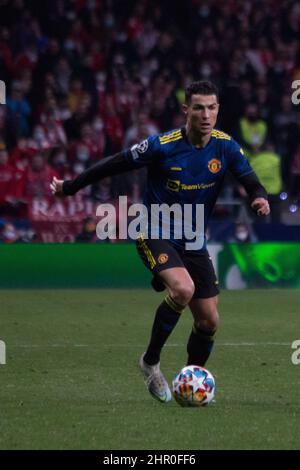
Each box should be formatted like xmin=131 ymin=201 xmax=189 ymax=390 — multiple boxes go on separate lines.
xmin=172 ymin=365 xmax=215 ymax=407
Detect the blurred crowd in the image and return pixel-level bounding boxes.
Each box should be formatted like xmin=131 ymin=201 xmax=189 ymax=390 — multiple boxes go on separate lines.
xmin=0 ymin=0 xmax=299 ymax=242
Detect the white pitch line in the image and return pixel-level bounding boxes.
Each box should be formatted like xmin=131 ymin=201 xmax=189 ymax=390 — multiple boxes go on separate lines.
xmin=9 ymin=342 xmax=292 ymax=348
xmin=218 ymin=342 xmax=291 ymax=347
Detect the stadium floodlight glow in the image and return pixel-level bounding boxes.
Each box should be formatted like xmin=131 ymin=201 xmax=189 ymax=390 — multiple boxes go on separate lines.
xmin=289 ymin=204 xmax=298 ymax=213
xmin=279 ymin=192 xmax=288 ymax=201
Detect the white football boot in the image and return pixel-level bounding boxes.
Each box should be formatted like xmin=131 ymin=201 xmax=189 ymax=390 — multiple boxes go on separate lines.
xmin=139 ymin=354 xmax=172 ymax=403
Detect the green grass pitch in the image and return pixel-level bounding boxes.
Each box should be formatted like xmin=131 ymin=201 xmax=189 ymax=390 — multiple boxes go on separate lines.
xmin=0 ymin=289 xmax=300 ymax=450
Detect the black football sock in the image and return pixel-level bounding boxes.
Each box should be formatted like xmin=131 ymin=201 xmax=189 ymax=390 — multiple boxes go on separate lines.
xmin=186 ymin=325 xmax=216 ymax=367
xmin=143 ymin=295 xmax=185 ymax=366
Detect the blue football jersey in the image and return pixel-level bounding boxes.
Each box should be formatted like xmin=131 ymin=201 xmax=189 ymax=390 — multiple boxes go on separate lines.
xmin=125 ymin=127 xmax=254 ymax=250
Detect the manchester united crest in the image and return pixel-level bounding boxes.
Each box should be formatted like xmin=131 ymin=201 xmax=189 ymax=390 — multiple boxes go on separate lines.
xmin=158 ymin=253 xmax=169 ymax=264
xmin=208 ymin=158 xmax=222 ymax=174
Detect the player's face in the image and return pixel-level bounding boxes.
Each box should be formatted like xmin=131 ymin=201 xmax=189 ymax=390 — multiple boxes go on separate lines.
xmin=183 ymin=94 xmax=219 ymax=135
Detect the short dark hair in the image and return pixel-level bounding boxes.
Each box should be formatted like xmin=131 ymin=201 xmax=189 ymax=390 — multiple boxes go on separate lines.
xmin=185 ymin=80 xmax=219 ymax=104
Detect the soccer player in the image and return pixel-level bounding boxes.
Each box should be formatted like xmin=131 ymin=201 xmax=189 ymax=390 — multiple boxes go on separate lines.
xmin=51 ymin=81 xmax=270 ymax=403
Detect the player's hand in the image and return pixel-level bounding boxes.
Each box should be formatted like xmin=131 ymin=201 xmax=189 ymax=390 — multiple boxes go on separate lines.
xmin=50 ymin=177 xmax=65 ymax=196
xmin=251 ymin=197 xmax=270 ymax=216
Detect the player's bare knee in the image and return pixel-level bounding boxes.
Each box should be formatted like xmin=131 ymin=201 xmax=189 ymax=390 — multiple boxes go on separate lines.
xmin=195 ymin=309 xmax=219 ymax=332
xmin=207 ymin=313 xmax=219 ymax=332
xmin=172 ymin=281 xmax=195 ymax=306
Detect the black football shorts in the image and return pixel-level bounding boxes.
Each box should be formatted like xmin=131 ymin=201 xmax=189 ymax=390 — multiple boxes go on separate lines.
xmin=136 ymin=236 xmax=219 ymax=299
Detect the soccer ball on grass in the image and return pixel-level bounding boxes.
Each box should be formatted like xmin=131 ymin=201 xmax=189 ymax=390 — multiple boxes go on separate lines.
xmin=172 ymin=365 xmax=215 ymax=407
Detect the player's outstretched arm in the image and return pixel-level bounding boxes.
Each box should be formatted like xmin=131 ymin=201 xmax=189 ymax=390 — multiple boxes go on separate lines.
xmin=238 ymin=172 xmax=270 ymax=216
xmin=228 ymin=139 xmax=270 ymax=217
xmin=50 ymin=151 xmax=139 ymax=197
